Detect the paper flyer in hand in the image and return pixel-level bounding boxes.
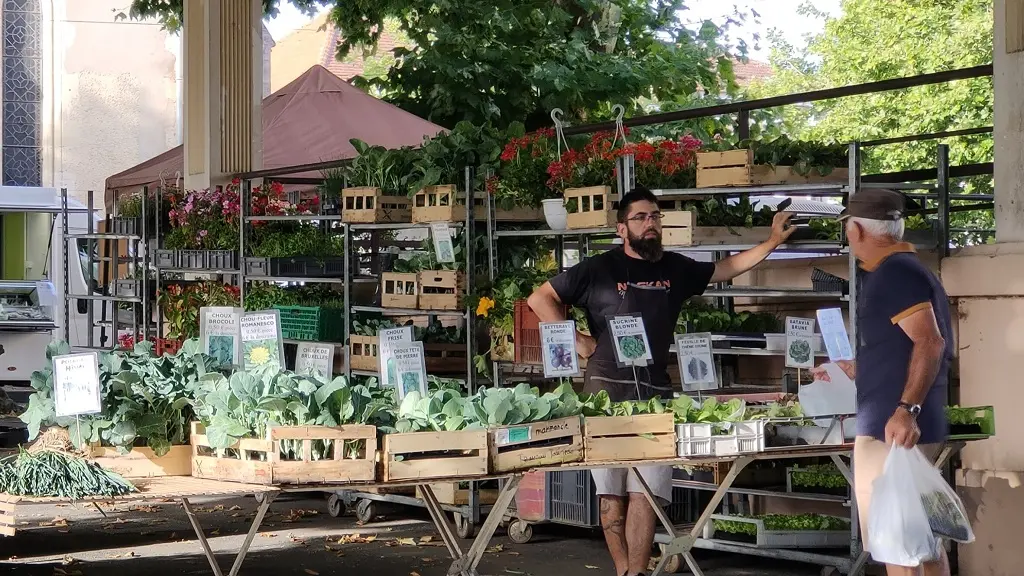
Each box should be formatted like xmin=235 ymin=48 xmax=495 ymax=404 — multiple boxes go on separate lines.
xmin=607 ymin=314 xmax=653 ymax=367
xmin=199 ymin=306 xmax=243 ymax=367
xmin=675 ymin=333 xmax=718 ymax=391
xmin=53 ymin=352 xmax=102 ymax=418
xmin=540 ymin=320 xmax=580 ymax=378
xmin=392 ymin=342 xmax=428 ymax=400
xmin=296 ymin=342 xmax=335 ymax=378
xmin=430 ymin=222 xmax=456 ymax=263
xmin=240 ymin=309 xmax=285 ymax=371
xmin=785 ymin=316 xmax=817 ymax=369
xmin=378 ymin=326 xmax=414 ymax=387
xmin=815 ymin=308 xmax=854 ymax=362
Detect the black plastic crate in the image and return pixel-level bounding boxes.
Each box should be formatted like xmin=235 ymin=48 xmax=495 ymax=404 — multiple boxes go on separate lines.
xmin=110 ymin=217 xmax=138 ymax=235
xmin=155 ymin=249 xmax=178 ymax=268
xmin=271 ymin=256 xmax=345 ymax=278
xmin=811 ymin=268 xmax=849 ymax=294
xmin=179 ymin=250 xmax=208 ymax=269
xmin=245 ymin=257 xmax=270 ymax=276
xmin=207 ymin=250 xmax=238 ymax=271
xmin=115 ymin=279 xmax=140 ymax=298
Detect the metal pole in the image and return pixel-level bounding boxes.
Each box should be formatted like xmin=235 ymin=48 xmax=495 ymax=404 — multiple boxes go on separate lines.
xmin=86 ymin=191 xmax=95 ymax=349
xmin=736 ymin=109 xmax=750 ymax=142
xmin=140 ymin=185 xmax=148 ymax=342
xmin=343 ymin=223 xmax=351 ymax=380
xmin=156 ymin=185 xmax=164 ymax=340
xmin=846 ymin=142 xmax=862 ymax=563
xmin=464 ymin=166 xmax=476 ymax=394
xmin=61 ymin=189 xmax=69 ymax=343
xmin=239 ymin=180 xmax=249 ymax=305
xmin=936 ymin=144 xmax=950 ymax=258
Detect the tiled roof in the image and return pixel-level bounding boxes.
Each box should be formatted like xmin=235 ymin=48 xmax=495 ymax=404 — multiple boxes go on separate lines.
xmin=321 ymin=23 xmax=402 ymax=81
xmin=732 ymin=59 xmax=774 ymax=85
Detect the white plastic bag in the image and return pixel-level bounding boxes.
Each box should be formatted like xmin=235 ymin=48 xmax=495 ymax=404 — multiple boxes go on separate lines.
xmin=868 ymin=445 xmax=975 ymax=566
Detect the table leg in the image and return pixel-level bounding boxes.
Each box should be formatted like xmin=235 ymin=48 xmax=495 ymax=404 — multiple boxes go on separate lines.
xmin=419 ymin=483 xmax=464 ymax=560
xmin=181 ymin=491 xmax=278 ymax=576
xmin=445 ymin=474 xmax=521 ymax=576
xmin=650 ymin=457 xmax=754 ymax=576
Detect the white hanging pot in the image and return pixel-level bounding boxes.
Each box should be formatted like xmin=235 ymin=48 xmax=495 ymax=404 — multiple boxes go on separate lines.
xmin=543 ymin=198 xmax=568 ymax=230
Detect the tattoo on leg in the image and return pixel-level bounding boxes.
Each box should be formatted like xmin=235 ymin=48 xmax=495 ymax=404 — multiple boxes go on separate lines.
xmin=600 ymin=497 xmax=626 ymax=534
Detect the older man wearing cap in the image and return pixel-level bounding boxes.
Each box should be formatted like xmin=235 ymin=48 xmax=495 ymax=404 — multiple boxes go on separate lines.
xmin=811 ymin=188 xmax=953 ymax=576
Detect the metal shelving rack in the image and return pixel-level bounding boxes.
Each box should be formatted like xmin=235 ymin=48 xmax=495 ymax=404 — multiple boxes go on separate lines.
xmin=60 ymin=189 xmax=150 ymax=351
xmin=484 ymin=143 xmax=961 ymax=574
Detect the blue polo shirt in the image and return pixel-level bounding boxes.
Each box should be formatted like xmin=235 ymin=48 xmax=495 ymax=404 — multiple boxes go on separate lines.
xmin=856 ymin=243 xmax=950 ymax=443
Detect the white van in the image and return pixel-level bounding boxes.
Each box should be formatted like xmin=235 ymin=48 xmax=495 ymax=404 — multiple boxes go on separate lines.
xmin=0 ymin=187 xmax=114 ymax=383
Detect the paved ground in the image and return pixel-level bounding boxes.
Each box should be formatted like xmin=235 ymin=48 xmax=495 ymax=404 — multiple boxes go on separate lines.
xmin=0 ymin=492 xmax=827 ymax=576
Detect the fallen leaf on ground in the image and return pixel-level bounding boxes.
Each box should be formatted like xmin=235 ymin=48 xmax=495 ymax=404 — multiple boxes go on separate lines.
xmin=290 ymin=536 xmax=307 ymax=546
xmin=585 ymin=566 xmax=599 ymax=570
xmin=108 ymin=551 xmax=137 ymax=559
xmin=229 ymin=505 xmax=242 ymax=511
xmin=396 ymin=537 xmax=417 ymax=546
xmin=132 ymin=505 xmax=160 ymax=513
xmin=304 ymin=570 xmax=319 ymax=575
xmin=487 ymin=544 xmax=504 ymax=553
xmin=259 ymin=533 xmax=278 ymax=538
xmin=419 ymin=536 xmax=433 ymax=543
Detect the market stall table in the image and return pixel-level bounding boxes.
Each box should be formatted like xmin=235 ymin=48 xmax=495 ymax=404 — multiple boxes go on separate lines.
xmin=0 ymin=476 xmax=280 ymax=576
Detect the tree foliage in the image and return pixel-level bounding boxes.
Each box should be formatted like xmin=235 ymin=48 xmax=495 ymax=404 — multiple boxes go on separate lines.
xmin=749 ymin=0 xmax=994 ymax=243
xmin=127 ymin=0 xmax=741 ymax=131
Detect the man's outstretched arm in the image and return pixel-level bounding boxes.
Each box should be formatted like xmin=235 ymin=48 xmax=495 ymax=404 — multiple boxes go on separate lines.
xmin=710 ymin=211 xmax=795 ymax=283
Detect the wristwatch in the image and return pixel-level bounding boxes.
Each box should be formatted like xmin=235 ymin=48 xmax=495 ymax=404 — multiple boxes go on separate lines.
xmin=897 ymin=401 xmax=921 ymax=418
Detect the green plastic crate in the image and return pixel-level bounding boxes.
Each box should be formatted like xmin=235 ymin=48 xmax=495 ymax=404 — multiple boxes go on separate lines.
xmin=947 ymin=405 xmax=995 ymax=441
xmin=274 ymin=305 xmax=345 ymax=343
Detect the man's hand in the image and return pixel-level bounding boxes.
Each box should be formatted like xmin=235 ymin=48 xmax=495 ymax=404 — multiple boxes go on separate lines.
xmin=768 ymin=211 xmax=797 ymax=246
xmin=576 ymin=332 xmax=597 ymax=359
xmin=808 ymin=360 xmax=856 ymax=382
xmin=885 ymin=408 xmax=921 ymax=449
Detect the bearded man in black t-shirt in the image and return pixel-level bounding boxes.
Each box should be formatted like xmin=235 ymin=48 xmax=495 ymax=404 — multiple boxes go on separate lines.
xmin=528 ymin=186 xmax=794 ymax=576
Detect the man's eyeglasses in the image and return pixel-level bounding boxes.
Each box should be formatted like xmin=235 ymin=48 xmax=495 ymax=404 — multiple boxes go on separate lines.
xmin=626 ymin=212 xmax=663 ymax=224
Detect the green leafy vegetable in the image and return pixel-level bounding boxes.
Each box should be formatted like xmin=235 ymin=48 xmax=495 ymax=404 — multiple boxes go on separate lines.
xmin=0 ymin=449 xmax=136 ymax=499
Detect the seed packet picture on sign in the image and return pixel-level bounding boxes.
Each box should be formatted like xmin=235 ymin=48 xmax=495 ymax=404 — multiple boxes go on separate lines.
xmin=548 ymin=343 xmax=573 ymax=369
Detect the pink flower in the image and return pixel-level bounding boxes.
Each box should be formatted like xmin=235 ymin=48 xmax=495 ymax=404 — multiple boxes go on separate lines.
xmin=199 ymin=230 xmax=208 ymax=237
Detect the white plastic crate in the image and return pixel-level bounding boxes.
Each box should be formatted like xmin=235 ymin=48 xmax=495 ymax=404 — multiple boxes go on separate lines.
xmin=676 ymin=423 xmax=714 ymax=457
xmin=712 ymin=420 xmax=766 ymax=456
xmin=703 ymin=513 xmax=851 ymax=548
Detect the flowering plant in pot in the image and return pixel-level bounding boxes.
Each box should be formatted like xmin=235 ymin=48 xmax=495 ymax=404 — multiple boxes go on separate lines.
xmin=157 ymin=281 xmax=240 ymax=340
xmin=493 ymin=124 xmax=558 ymax=209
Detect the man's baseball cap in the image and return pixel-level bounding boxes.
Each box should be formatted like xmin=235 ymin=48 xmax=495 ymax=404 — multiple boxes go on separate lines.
xmin=837 ymin=188 xmax=918 ymax=221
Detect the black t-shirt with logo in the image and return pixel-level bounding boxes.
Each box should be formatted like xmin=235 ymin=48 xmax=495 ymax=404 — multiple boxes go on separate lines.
xmin=548 ymin=248 xmax=716 ymax=372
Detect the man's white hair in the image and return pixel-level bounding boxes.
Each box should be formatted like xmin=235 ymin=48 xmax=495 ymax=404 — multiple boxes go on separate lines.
xmin=849 ymin=216 xmax=905 ymax=241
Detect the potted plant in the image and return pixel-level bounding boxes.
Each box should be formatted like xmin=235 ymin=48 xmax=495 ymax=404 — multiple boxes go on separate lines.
xmin=491 ymin=124 xmax=558 ymax=223
xmin=157 ymin=281 xmax=240 ymax=350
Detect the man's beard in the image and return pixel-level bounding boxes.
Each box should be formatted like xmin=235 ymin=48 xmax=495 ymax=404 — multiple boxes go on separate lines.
xmin=628 ymin=229 xmax=663 ymax=262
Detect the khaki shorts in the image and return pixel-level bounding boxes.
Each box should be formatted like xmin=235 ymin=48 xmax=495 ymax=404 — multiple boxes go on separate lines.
xmin=591 ymin=466 xmax=673 ymax=506
xmin=853 ymin=436 xmax=942 ymax=552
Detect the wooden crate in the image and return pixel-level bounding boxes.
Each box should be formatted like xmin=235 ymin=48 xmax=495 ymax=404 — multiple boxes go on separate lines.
xmin=381 ymin=272 xmax=418 ymax=309
xmin=692 ymin=226 xmax=773 ymax=246
xmin=349 ymin=334 xmax=379 ymax=372
xmin=191 ymin=422 xmax=377 ymax=486
xmin=583 ymin=414 xmax=677 ymax=462
xmin=565 ymin=186 xmax=616 ymax=229
xmin=382 ymin=430 xmax=489 ymax=482
xmin=342 ymin=187 xmax=411 ymax=223
xmin=412 ymin=185 xmax=459 ymax=223
xmin=86 ymin=445 xmax=192 ymax=478
xmin=489 ymin=416 xmax=584 ymax=473
xmin=416 ymin=483 xmax=500 ymax=505
xmin=418 ymin=270 xmax=465 ymax=311
xmin=696 ymin=150 xmax=850 ymax=188
xmin=662 ymin=210 xmax=695 ymax=247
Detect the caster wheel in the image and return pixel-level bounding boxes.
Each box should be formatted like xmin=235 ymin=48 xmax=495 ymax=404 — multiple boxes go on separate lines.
xmin=820 ymin=568 xmax=841 ymax=576
xmin=327 ymin=494 xmax=346 ymax=518
xmin=455 ymin=513 xmax=476 ymax=539
xmin=659 ymin=545 xmax=684 ymax=574
xmin=507 ymin=520 xmax=533 ymax=544
xmin=355 ymin=499 xmax=377 ymax=523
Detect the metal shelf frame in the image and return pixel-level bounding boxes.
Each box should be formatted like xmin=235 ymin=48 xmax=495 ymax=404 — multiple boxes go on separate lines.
xmin=61 ymin=189 xmax=150 ymax=351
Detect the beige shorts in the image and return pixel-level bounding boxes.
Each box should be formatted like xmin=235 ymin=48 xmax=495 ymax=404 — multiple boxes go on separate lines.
xmin=853 ymin=436 xmax=942 ymax=552
xmin=591 ymin=466 xmax=673 ymax=506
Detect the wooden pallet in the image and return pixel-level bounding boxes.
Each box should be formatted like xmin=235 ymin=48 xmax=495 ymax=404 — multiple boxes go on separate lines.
xmin=418 ymin=270 xmax=464 ymax=311
xmin=382 ymin=430 xmax=489 ymax=482
xmin=564 ymin=186 xmax=617 ymax=229
xmin=342 ymin=187 xmax=412 ymax=223
xmin=583 ymin=414 xmax=677 ymax=462
xmin=696 ymin=149 xmax=850 ymax=188
xmin=381 ymin=272 xmax=418 ymax=309
xmin=86 ymin=445 xmax=192 ymax=478
xmin=489 ymin=416 xmax=584 ymax=473
xmin=191 ymin=422 xmax=377 ymax=486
